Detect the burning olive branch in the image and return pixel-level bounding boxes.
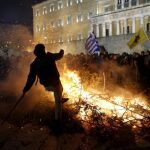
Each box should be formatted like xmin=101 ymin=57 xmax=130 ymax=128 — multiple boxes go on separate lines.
xmin=98 ymin=94 xmax=150 ymax=119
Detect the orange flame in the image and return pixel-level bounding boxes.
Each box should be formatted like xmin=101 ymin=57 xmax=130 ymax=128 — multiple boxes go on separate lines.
xmin=61 ymin=70 xmax=150 ymax=126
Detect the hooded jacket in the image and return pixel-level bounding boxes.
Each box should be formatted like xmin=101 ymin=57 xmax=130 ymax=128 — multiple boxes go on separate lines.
xmin=23 ymin=51 xmax=63 ymax=93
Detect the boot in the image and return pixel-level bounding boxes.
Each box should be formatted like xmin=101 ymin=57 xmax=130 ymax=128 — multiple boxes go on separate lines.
xmin=52 ymin=119 xmax=62 ymax=135
xmin=62 ymin=98 xmax=69 ymax=104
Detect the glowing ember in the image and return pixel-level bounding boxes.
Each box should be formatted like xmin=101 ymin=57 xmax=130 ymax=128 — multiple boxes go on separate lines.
xmin=61 ymin=70 xmax=150 ymax=126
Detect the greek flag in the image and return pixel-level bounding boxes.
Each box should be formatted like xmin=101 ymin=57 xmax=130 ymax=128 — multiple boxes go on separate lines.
xmin=85 ymin=32 xmax=100 ymax=55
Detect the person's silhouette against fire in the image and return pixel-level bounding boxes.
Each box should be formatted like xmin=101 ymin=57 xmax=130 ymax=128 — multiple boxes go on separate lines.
xmin=23 ymin=44 xmax=68 ymax=132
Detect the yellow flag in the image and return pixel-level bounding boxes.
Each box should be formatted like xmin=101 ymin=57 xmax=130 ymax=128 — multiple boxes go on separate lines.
xmin=127 ymin=28 xmax=149 ymax=49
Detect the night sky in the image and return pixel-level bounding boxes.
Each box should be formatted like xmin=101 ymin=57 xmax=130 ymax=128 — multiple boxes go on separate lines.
xmin=0 ymin=0 xmax=44 ymax=30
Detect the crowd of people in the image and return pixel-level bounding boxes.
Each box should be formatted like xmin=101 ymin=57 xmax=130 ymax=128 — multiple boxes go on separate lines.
xmin=62 ymin=50 xmax=150 ymax=91
xmin=0 ymin=48 xmax=150 ymax=91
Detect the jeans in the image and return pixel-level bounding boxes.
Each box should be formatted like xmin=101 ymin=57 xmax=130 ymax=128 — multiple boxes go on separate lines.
xmin=45 ymin=82 xmax=63 ymax=121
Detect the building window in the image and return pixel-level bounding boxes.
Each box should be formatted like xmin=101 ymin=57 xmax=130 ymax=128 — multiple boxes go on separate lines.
xmin=147 ymin=23 xmax=150 ymax=31
xmin=67 ymin=16 xmax=72 ymax=24
xmin=76 ymin=0 xmax=83 ymax=4
xmin=124 ymin=0 xmax=129 ymax=7
xmin=58 ymin=37 xmax=63 ymax=43
xmin=51 ymin=21 xmax=55 ymax=28
xmin=127 ymin=26 xmax=130 ymax=34
xmin=44 ymin=36 xmax=47 ymax=39
xmin=77 ymin=33 xmax=83 ymax=40
xmin=77 ymin=14 xmax=83 ymax=23
xmin=36 ymin=25 xmax=40 ymax=32
xmin=36 ymin=9 xmax=40 ymax=16
xmin=118 ymin=0 xmax=122 ymax=4
xmin=117 ymin=0 xmax=122 ymax=9
xmin=68 ymin=35 xmax=73 ymax=42
xmin=43 ymin=24 xmax=46 ymax=31
xmin=67 ymin=0 xmax=72 ymax=7
xmin=131 ymin=0 xmax=137 ymax=6
xmin=58 ymin=19 xmax=63 ymax=27
xmin=58 ymin=1 xmax=63 ymax=10
xmin=50 ymin=4 xmax=55 ymax=12
xmin=104 ymin=5 xmax=114 ymax=12
xmin=106 ymin=29 xmax=109 ymax=37
xmin=51 ymin=40 xmax=56 ymax=44
xmin=43 ymin=7 xmax=47 ymax=15
xmin=87 ymin=12 xmax=92 ymax=19
xmin=139 ymin=0 xmax=148 ymax=4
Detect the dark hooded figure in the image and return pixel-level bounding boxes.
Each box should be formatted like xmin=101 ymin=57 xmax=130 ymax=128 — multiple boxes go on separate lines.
xmin=23 ymin=44 xmax=67 ymax=128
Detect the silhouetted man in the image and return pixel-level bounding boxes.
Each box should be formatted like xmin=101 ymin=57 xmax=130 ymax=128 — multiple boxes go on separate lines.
xmin=23 ymin=44 xmax=67 ymax=128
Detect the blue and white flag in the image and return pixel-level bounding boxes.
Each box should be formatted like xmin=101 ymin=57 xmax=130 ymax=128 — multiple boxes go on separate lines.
xmin=85 ymin=32 xmax=100 ymax=55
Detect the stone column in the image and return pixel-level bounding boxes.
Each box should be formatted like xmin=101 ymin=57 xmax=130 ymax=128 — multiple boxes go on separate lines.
xmin=120 ymin=20 xmax=124 ymax=34
xmin=115 ymin=0 xmax=118 ymax=11
xmin=102 ymin=23 xmax=106 ymax=37
xmin=90 ymin=24 xmax=94 ymax=32
xmin=96 ymin=1 xmax=100 ymax=14
xmin=129 ymin=0 xmax=131 ymax=7
xmin=137 ymin=0 xmax=139 ymax=5
xmin=140 ymin=16 xmax=144 ymax=28
xmin=124 ymin=19 xmax=127 ymax=34
xmin=96 ymin=24 xmax=99 ymax=37
xmin=122 ymin=0 xmax=124 ymax=9
xmin=109 ymin=22 xmax=112 ymax=36
xmin=132 ymin=17 xmax=136 ymax=33
xmin=116 ymin=20 xmax=120 ymax=35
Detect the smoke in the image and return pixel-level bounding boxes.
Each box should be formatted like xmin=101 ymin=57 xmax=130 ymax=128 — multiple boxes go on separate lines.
xmin=0 ymin=51 xmax=53 ymax=114
xmin=0 ymin=24 xmax=33 ymax=51
xmin=0 ymin=46 xmax=142 ymax=115
xmin=0 ymin=24 xmax=50 ymax=112
xmin=58 ymin=55 xmax=140 ymax=99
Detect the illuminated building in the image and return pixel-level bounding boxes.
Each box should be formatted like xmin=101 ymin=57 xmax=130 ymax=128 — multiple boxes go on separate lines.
xmin=33 ymin=0 xmax=150 ymax=54
xmin=92 ymin=0 xmax=150 ymax=53
xmin=32 ymin=0 xmax=97 ymax=53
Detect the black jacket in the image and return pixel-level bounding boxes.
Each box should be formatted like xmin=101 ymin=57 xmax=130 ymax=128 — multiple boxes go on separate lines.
xmin=23 ymin=51 xmax=63 ymax=93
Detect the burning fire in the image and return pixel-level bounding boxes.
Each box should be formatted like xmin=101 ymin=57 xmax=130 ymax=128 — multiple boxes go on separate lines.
xmin=61 ymin=70 xmax=150 ymax=126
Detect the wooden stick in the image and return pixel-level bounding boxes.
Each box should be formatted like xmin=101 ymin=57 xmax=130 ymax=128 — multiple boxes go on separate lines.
xmin=1 ymin=93 xmax=25 ymax=125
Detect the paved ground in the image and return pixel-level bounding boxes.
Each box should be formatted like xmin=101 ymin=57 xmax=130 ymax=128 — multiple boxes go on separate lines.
xmin=0 ymin=92 xmax=150 ymax=150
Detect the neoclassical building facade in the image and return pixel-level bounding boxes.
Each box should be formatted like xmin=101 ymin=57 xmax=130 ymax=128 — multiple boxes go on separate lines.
xmin=32 ymin=0 xmax=150 ymax=54
xmin=32 ymin=0 xmax=97 ymax=53
xmin=92 ymin=0 xmax=150 ymax=37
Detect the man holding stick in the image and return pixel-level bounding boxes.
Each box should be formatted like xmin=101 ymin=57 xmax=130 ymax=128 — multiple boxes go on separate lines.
xmin=23 ymin=44 xmax=68 ymax=129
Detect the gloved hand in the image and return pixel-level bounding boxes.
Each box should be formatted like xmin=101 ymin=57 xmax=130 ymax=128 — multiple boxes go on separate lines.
xmin=60 ymin=49 xmax=64 ymax=55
